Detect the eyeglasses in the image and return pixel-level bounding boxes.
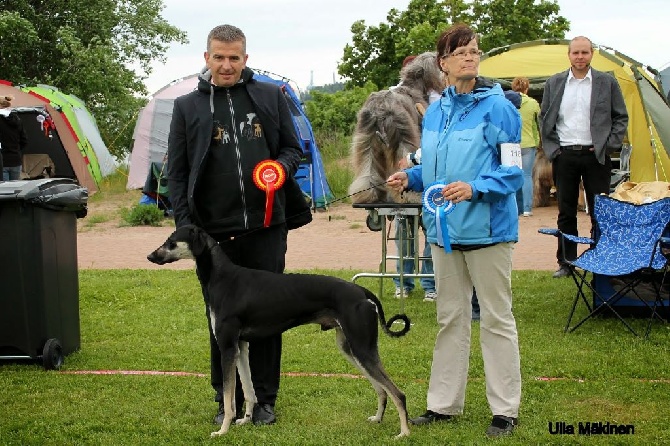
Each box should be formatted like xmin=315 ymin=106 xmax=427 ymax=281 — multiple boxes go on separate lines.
xmin=443 ymin=49 xmax=483 ymax=59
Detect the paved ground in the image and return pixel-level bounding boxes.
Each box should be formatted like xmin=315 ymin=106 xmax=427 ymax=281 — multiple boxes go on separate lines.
xmin=77 ymin=201 xmax=591 ymax=272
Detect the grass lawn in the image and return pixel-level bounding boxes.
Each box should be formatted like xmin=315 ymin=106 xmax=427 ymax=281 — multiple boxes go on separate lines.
xmin=1 ymin=268 xmax=670 ymax=445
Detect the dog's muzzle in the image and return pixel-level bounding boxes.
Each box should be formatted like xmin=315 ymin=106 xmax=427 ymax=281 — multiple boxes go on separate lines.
xmin=147 ymin=248 xmax=169 ymax=265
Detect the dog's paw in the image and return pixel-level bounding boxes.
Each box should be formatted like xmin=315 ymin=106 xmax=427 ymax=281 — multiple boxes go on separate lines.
xmin=367 ymin=415 xmax=382 ymax=424
xmin=210 ymin=427 xmax=229 ymax=437
xmin=235 ymin=415 xmax=252 ymax=425
xmin=394 ymin=430 xmax=410 ymax=439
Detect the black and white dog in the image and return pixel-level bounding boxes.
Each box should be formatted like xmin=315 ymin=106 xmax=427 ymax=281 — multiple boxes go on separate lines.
xmin=147 ymin=225 xmax=411 ymax=438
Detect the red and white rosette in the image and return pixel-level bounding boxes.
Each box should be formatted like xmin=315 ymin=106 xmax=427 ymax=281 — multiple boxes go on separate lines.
xmin=253 ymin=160 xmax=286 ymax=227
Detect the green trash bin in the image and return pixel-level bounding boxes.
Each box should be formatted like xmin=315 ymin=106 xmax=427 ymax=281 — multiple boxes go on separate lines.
xmin=0 ymin=178 xmax=88 ymax=369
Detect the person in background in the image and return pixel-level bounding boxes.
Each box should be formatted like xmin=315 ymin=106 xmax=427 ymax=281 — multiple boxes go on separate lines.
xmin=167 ymin=24 xmax=311 ymax=427
xmin=511 ymin=77 xmax=541 ymax=217
xmin=0 ymin=95 xmax=27 ymax=181
xmin=395 ymin=148 xmax=436 ymax=301
xmin=540 ymin=36 xmax=628 ymax=278
xmin=393 ymin=55 xmax=439 ymax=302
xmin=387 ymin=23 xmax=522 ymax=437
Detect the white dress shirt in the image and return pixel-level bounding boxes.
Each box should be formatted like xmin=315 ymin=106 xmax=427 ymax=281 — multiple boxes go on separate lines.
xmin=556 ymin=68 xmax=593 ymax=146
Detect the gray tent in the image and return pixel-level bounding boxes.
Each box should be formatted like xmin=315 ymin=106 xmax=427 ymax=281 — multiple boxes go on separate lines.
xmin=659 ymin=65 xmax=670 ymax=101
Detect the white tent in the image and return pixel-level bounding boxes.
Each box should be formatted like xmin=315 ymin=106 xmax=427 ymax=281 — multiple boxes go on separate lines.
xmin=127 ymin=74 xmax=198 ymax=189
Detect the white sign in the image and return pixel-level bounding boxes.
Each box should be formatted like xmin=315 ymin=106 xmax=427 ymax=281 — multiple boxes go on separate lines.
xmin=500 ymin=143 xmax=522 ymax=168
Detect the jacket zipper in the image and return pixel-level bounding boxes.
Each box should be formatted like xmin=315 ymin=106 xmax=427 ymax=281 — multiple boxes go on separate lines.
xmin=226 ymin=89 xmax=249 ymax=229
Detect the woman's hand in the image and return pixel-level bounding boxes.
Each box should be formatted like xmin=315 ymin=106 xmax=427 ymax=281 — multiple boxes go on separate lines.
xmin=442 ymin=181 xmax=472 ymax=203
xmin=386 ymin=171 xmax=409 ymax=193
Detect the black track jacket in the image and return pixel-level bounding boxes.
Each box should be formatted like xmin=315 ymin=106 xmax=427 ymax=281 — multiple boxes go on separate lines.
xmin=167 ymin=67 xmax=311 ymax=234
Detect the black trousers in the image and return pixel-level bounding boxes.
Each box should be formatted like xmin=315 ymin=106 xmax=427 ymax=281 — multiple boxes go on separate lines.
xmin=202 ymin=223 xmax=287 ymax=407
xmin=552 ymin=149 xmax=611 ymax=264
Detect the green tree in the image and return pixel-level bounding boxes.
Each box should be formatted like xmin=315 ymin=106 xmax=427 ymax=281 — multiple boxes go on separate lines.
xmin=338 ymin=0 xmax=569 ymax=89
xmin=304 ymin=82 xmax=378 ymax=135
xmin=470 ymin=0 xmax=569 ymax=50
xmin=0 ymin=1 xmax=187 ymax=159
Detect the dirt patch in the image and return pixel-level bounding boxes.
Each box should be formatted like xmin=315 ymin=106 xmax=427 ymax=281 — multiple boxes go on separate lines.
xmin=77 ymin=197 xmax=591 ymax=271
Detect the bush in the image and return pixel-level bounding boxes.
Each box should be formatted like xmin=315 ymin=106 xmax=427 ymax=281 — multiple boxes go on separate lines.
xmin=304 ymin=82 xmax=377 ymax=134
xmin=122 ymin=203 xmax=165 ymax=226
xmin=315 ymin=131 xmax=353 ymax=201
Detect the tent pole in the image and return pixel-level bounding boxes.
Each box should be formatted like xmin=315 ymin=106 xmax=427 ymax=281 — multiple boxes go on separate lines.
xmin=649 ymin=125 xmax=665 ymax=181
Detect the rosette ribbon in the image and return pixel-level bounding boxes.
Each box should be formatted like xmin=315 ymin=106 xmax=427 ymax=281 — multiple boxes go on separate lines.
xmin=253 ymin=160 xmax=286 ymax=227
xmin=422 ymin=183 xmax=455 ymax=253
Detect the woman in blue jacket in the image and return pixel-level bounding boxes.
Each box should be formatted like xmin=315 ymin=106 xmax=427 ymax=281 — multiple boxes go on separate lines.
xmin=387 ymin=24 xmax=522 ymax=438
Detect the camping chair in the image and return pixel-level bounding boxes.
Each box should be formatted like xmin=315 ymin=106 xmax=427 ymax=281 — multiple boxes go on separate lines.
xmin=142 ymin=161 xmax=171 ymax=215
xmin=539 ymin=195 xmax=670 ymax=337
xmin=21 ymin=154 xmax=55 ymax=180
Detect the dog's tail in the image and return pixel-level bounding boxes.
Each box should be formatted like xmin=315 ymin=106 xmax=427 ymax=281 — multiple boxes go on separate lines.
xmin=363 ymin=288 xmax=410 ymax=337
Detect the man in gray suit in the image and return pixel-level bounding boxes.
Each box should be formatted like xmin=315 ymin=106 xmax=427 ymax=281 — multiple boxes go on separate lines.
xmin=540 ymin=36 xmax=628 ymax=278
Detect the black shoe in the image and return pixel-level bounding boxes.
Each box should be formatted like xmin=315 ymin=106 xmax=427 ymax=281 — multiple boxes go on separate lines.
xmin=552 ymin=265 xmax=570 ymax=278
xmin=409 ymin=410 xmax=452 ymax=425
xmin=486 ymin=415 xmax=517 ymax=437
xmin=252 ymin=403 xmax=276 ymax=426
xmin=213 ymin=401 xmax=225 ymax=425
xmin=212 ymin=401 xmax=243 ymax=425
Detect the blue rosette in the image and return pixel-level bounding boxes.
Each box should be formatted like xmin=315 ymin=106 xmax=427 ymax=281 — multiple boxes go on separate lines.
xmin=422 ymin=183 xmax=453 ymax=253
xmin=423 ymin=183 xmax=455 ymax=215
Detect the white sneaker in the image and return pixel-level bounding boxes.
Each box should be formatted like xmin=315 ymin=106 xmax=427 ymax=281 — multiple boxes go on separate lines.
xmin=423 ymin=291 xmax=437 ymax=302
xmin=395 ymin=287 xmax=410 ymax=298
xmin=522 ymin=211 xmax=533 ymax=217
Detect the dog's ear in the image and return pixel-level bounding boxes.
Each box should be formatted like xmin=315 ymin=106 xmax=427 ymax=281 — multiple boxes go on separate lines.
xmin=188 ymin=226 xmax=208 ymax=257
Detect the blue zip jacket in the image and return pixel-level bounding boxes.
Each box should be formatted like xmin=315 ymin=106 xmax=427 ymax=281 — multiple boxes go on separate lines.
xmin=405 ymin=78 xmax=523 ymax=246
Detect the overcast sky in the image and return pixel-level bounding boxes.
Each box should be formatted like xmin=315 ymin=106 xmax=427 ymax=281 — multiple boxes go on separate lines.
xmin=143 ymin=0 xmax=670 ymax=94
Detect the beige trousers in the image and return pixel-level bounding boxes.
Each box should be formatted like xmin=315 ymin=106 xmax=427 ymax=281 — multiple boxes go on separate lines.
xmin=426 ymin=242 xmax=521 ymax=418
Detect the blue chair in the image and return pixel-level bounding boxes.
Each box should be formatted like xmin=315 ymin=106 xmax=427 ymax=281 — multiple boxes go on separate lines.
xmin=539 ymin=195 xmax=670 ymax=337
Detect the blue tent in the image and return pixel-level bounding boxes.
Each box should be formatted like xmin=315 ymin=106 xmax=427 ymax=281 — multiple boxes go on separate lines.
xmin=128 ymin=69 xmax=333 ymax=209
xmin=253 ymin=70 xmax=334 ymax=208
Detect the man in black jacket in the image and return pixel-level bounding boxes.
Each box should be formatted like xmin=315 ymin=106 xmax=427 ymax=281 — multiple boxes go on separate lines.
xmin=167 ymin=24 xmax=311 ymax=426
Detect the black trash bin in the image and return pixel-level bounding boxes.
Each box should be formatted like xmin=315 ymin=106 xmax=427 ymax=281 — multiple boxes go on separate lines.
xmin=0 ymin=178 xmax=88 ymax=369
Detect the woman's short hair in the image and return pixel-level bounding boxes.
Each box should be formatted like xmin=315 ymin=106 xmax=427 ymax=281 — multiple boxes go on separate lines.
xmin=402 ymin=55 xmax=417 ymax=68
xmin=436 ymin=24 xmax=478 ymax=60
xmin=511 ymin=77 xmax=530 ymax=93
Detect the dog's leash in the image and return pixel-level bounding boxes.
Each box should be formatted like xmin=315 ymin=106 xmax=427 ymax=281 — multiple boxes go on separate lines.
xmin=225 ymin=178 xmax=394 ymax=240
xmin=291 ymin=178 xmax=393 ymax=220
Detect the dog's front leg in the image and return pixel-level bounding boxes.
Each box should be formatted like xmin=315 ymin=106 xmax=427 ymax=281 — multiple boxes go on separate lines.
xmin=211 ymin=347 xmax=239 ymax=437
xmin=235 ymin=341 xmax=257 ymax=425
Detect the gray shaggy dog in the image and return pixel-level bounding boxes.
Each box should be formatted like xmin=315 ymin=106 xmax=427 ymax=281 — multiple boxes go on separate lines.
xmin=349 ymin=51 xmax=445 ymax=204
